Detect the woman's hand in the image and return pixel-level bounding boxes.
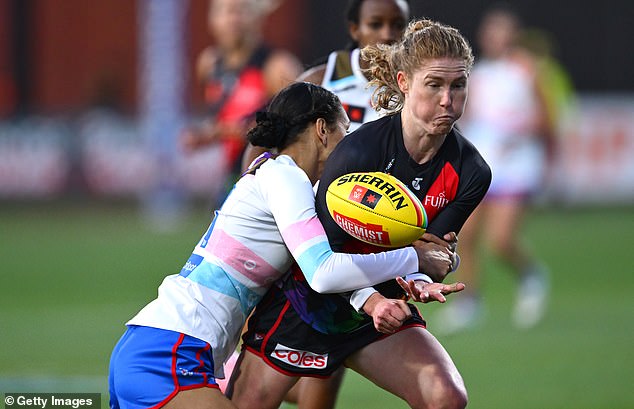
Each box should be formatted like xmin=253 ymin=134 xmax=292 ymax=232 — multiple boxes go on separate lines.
xmin=411 ymin=232 xmax=460 ymax=281
xmin=396 ymin=277 xmax=465 ymax=303
xmin=362 ymin=292 xmax=412 ymax=334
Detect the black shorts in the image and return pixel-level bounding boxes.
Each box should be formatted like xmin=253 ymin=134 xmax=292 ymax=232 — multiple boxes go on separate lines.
xmin=241 ymin=288 xmax=426 ymax=378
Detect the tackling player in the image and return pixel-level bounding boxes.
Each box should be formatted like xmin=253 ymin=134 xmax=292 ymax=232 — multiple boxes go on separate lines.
xmin=108 ymin=82 xmax=457 ymax=409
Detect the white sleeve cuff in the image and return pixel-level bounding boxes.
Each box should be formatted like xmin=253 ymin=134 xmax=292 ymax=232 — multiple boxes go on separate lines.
xmin=349 ymin=288 xmax=379 ymax=312
xmin=451 ymin=253 xmax=460 ymax=273
xmin=404 ymin=273 xmax=433 ymax=283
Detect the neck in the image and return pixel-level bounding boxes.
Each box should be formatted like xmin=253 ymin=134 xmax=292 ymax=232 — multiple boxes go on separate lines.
xmin=280 ymin=136 xmax=320 ymax=185
xmin=401 ymin=113 xmax=447 ymax=164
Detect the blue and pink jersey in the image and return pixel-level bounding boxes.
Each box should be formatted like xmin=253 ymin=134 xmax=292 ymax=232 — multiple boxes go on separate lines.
xmin=127 ymin=154 xmax=418 ymax=376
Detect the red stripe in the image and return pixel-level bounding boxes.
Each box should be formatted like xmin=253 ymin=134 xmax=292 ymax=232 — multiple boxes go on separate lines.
xmin=194 ymin=343 xmax=211 ymax=385
xmin=260 ymin=300 xmax=291 ymax=355
xmin=150 ymin=334 xmax=219 ymax=408
xmin=423 ymin=162 xmax=459 ymax=221
xmin=255 ymin=301 xmax=327 ymax=379
xmin=179 ymin=384 xmax=220 ymax=391
xmin=148 ymin=333 xmax=185 ymax=409
xmin=376 ymin=322 xmax=426 ymax=342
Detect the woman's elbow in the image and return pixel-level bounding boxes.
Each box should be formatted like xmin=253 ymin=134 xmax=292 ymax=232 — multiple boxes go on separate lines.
xmin=307 ymin=274 xmax=342 ymax=294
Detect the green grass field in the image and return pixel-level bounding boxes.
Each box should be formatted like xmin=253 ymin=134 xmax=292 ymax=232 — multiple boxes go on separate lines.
xmin=1 ymin=200 xmax=633 ymax=409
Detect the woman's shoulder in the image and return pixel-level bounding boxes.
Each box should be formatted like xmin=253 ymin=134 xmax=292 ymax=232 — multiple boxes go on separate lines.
xmin=259 ymin=155 xmax=308 ymax=181
xmin=253 ymin=156 xmax=314 ymax=200
xmin=297 ymin=64 xmax=327 ymax=85
xmin=354 ymin=114 xmax=398 ymax=138
xmin=300 ymin=48 xmax=357 ymax=85
xmin=264 ymin=48 xmax=301 ymax=67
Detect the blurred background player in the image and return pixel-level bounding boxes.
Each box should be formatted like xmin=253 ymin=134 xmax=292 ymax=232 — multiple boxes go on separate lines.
xmin=300 ymin=0 xmax=410 ymax=132
xmin=180 ymin=0 xmax=302 ymax=201
xmin=517 ymin=27 xmax=576 ymax=139
xmin=241 ymin=0 xmax=410 ymax=171
xmin=441 ymin=3 xmax=557 ymax=333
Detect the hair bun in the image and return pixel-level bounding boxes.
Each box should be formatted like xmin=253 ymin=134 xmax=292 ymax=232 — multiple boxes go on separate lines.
xmin=248 ymin=111 xmax=288 ymax=149
xmin=256 ymin=111 xmax=289 ymax=135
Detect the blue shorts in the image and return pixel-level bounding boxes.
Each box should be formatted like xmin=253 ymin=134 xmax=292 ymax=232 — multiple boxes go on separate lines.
xmin=108 ymin=325 xmax=219 ymax=409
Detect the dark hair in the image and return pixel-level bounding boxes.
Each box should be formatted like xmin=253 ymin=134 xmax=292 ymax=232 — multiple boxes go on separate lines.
xmin=346 ymin=0 xmax=364 ymax=25
xmin=247 ymin=82 xmax=341 ymax=150
xmin=346 ymin=0 xmax=410 ymax=24
xmin=345 ymin=0 xmax=410 ymax=50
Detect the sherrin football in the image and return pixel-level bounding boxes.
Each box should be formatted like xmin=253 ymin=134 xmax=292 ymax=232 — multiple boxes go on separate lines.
xmin=326 ymin=172 xmax=427 ymax=248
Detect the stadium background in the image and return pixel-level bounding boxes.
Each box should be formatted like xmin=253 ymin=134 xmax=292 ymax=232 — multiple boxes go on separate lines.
xmin=1 ymin=1 xmax=633 ymax=408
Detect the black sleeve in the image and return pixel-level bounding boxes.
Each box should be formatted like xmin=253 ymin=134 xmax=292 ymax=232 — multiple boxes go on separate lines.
xmin=425 ymin=153 xmax=492 ymax=238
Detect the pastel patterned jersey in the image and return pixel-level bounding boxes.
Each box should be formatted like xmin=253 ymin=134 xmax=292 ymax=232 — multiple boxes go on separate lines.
xmin=127 ymin=154 xmax=419 ymax=375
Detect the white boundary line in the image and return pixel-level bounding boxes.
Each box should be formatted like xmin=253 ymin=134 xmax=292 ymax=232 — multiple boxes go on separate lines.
xmin=0 ymin=375 xmax=107 ymax=393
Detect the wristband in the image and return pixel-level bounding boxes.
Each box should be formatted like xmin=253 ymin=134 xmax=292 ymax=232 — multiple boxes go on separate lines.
xmin=405 ymin=273 xmax=433 ymax=283
xmin=350 ymin=288 xmax=379 ymax=312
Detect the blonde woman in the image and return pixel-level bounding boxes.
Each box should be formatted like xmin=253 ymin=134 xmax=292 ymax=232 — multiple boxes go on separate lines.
xmin=230 ymin=19 xmax=490 ymax=409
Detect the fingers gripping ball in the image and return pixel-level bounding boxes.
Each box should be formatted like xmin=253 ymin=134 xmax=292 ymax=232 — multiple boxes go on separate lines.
xmin=326 ymin=172 xmax=427 ymax=248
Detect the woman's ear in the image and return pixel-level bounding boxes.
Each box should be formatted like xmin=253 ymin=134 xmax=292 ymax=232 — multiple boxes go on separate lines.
xmin=397 ymin=71 xmax=408 ymax=93
xmin=316 ymin=118 xmax=328 ymax=146
xmin=348 ymin=22 xmax=360 ymax=43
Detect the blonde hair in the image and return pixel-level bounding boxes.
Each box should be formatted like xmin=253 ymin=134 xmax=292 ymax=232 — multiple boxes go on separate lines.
xmin=362 ymin=19 xmax=474 ymax=113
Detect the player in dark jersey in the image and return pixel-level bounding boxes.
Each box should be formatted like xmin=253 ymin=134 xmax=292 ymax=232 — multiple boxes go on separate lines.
xmin=275 ymin=1 xmax=411 ymax=406
xmin=180 ymin=0 xmax=302 ymax=195
xmin=228 ymin=19 xmax=491 ymax=409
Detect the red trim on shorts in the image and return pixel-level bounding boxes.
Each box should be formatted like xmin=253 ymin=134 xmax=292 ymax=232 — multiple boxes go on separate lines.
xmin=375 ymin=303 xmax=426 ymax=341
xmin=259 ymin=300 xmax=291 ymax=355
xmin=179 ymin=342 xmax=219 ymax=392
xmin=375 ymin=322 xmax=426 ymax=342
xmin=179 ymin=384 xmax=220 ymax=392
xmin=150 ymin=333 xmax=220 ymax=409
xmin=253 ymin=301 xmax=331 ymax=379
xmin=148 ymin=333 xmax=185 ymax=409
xmin=194 ymin=343 xmax=212 ymax=384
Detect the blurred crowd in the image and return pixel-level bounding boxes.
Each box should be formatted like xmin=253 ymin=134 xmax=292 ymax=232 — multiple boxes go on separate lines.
xmin=3 ymin=0 xmax=633 ymax=209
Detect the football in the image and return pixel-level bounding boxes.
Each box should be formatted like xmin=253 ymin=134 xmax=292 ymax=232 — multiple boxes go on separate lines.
xmin=325 ymin=171 xmax=427 ymax=248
